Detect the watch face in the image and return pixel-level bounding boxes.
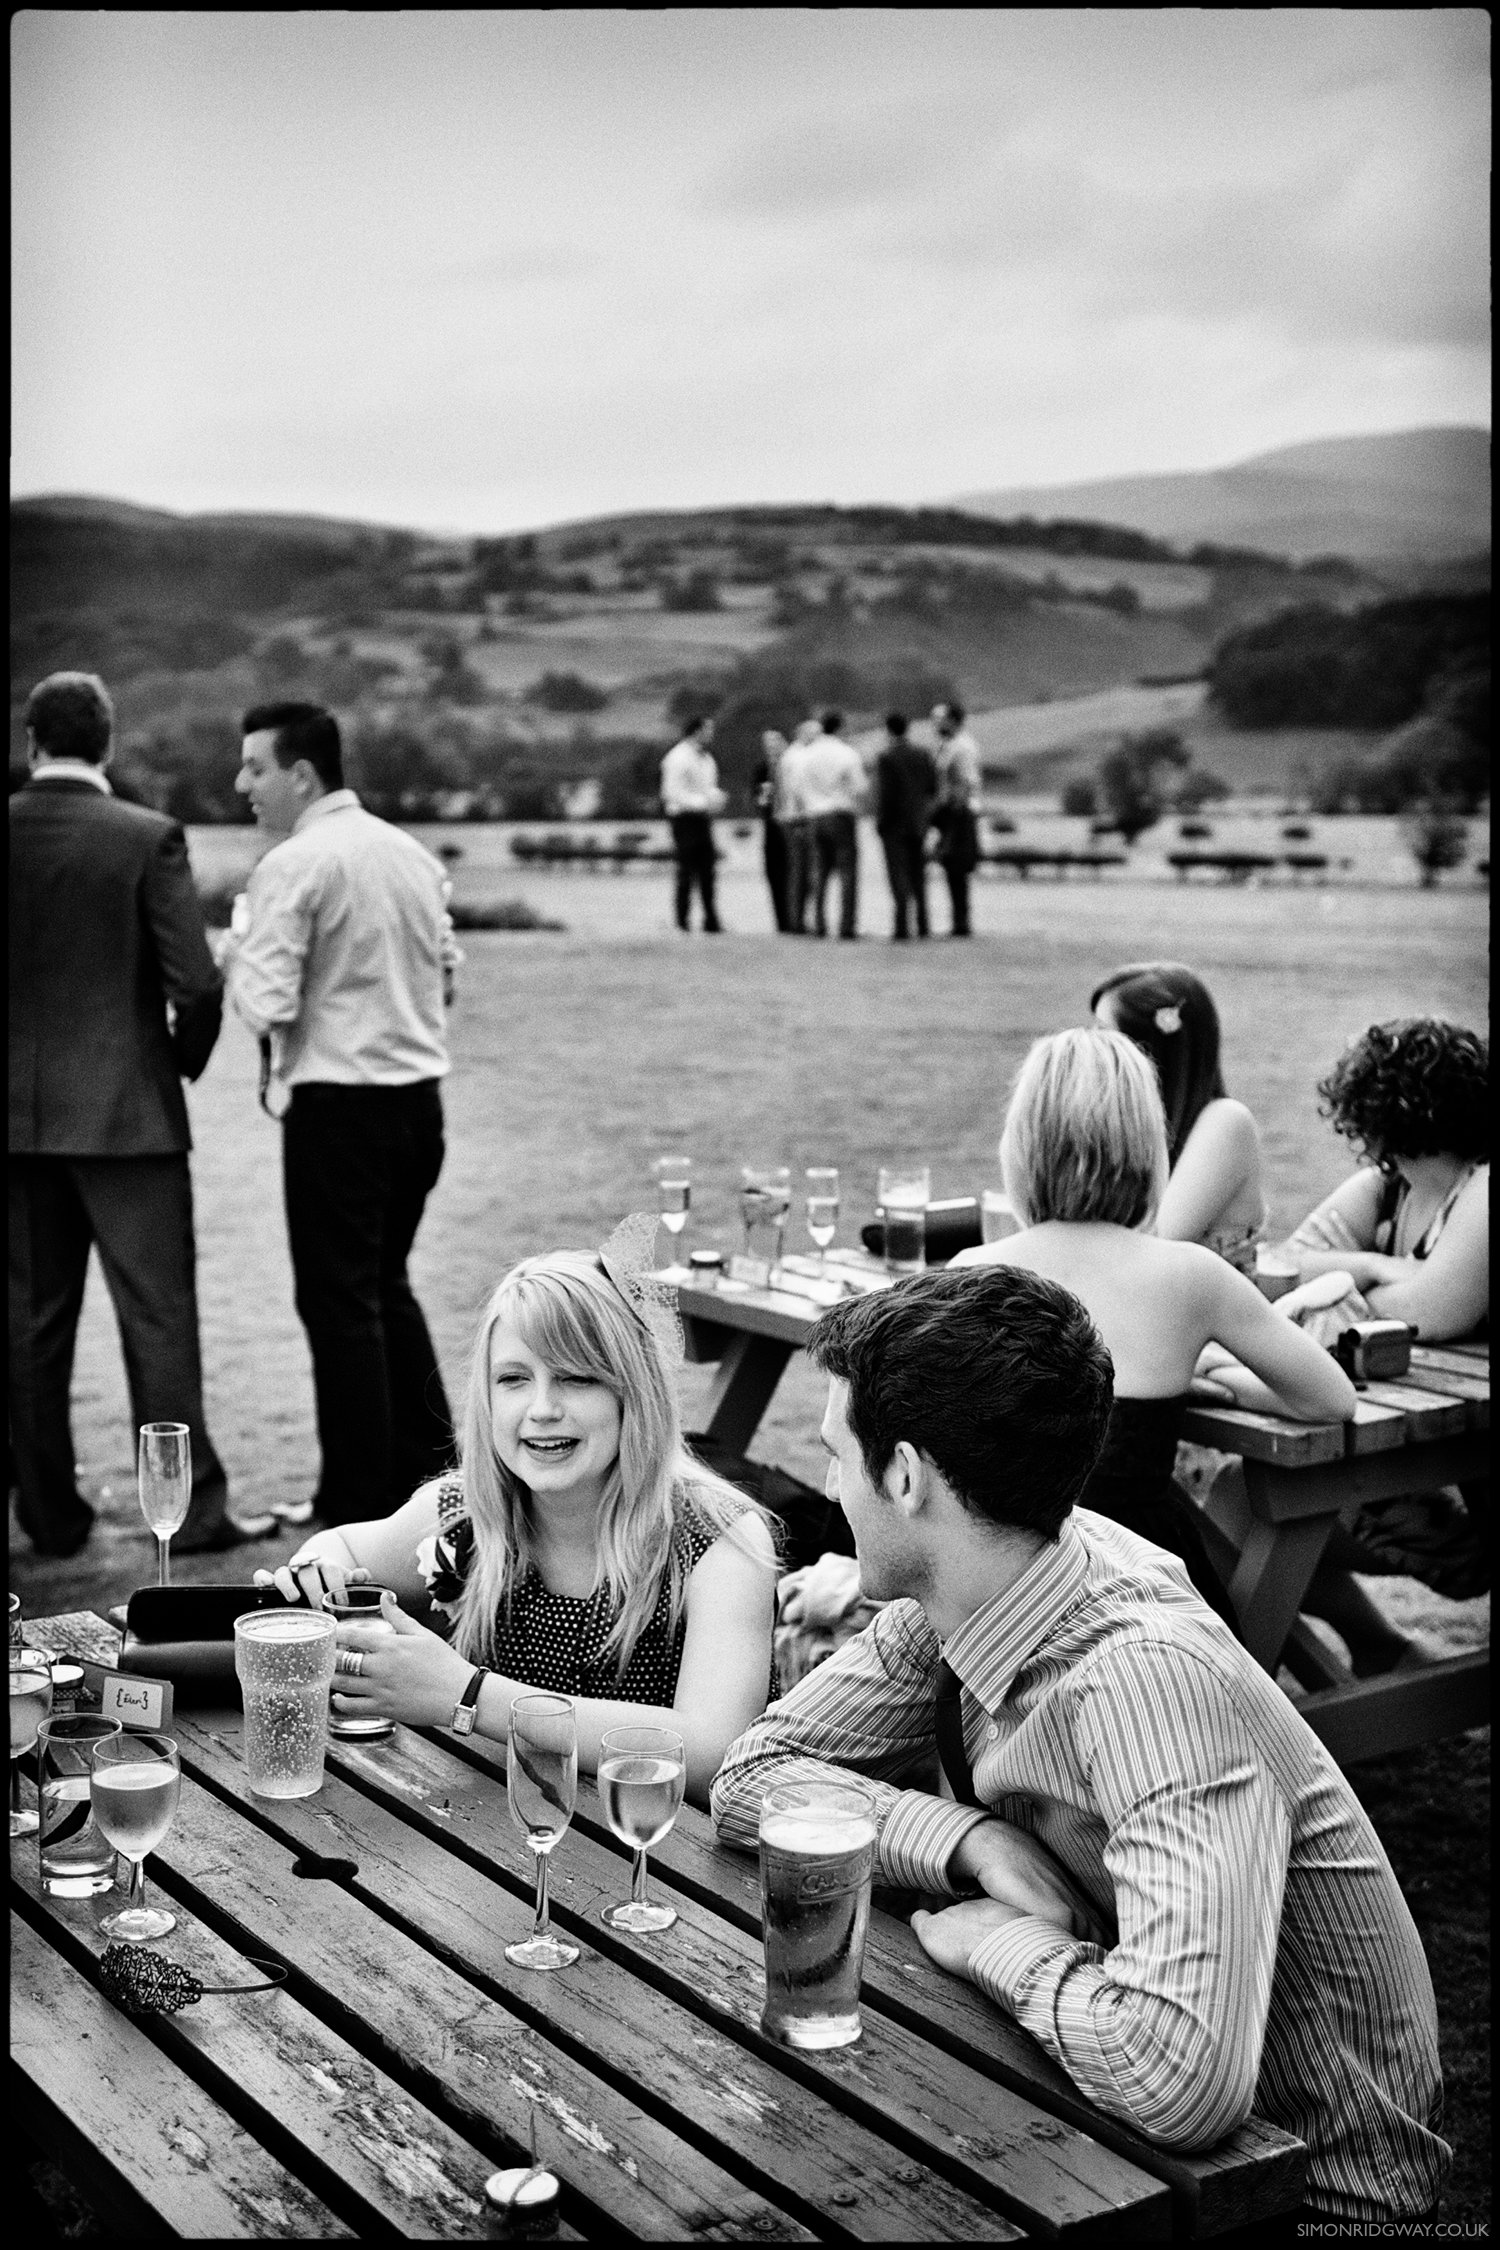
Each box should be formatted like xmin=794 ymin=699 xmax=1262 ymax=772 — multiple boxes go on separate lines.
xmin=453 ymin=1704 xmax=476 ymax=1734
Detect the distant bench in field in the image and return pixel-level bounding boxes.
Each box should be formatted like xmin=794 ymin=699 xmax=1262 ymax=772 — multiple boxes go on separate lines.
xmin=1167 ymin=849 xmax=1330 ymax=883
xmin=979 ymin=845 xmax=1129 ymax=880
xmin=509 ymin=830 xmax=674 ymax=870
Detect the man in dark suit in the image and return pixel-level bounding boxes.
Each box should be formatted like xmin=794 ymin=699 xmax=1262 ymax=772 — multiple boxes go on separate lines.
xmin=8 ymin=672 xmax=273 ymax=1556
xmin=874 ymin=712 xmax=937 ymax=940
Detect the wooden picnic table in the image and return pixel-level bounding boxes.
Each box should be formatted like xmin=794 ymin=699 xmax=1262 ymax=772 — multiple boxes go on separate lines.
xmin=12 ymin=1608 xmax=1309 ymax=2241
xmin=673 ymin=1261 xmax=1489 ymax=1766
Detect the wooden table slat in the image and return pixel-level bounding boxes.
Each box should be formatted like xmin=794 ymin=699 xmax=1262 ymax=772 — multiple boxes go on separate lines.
xmin=1394 ymin=1365 xmax=1490 ymax=1430
xmin=1410 ymin=1342 xmax=1489 ymax=1376
xmin=1343 ymin=1398 xmax=1411 ymax=1455
xmin=1355 ymin=1383 xmax=1468 ymax=1443
xmin=12 ymin=1908 xmax=356 ymax=2240
xmin=1178 ymin=1405 xmax=1346 ymax=1465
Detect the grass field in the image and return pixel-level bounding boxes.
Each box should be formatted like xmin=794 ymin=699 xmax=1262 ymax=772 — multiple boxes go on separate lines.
xmin=10 ymin=874 xmax=1488 ymax=2225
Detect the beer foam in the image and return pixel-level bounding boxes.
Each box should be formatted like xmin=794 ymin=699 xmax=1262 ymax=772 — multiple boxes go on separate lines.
xmin=760 ymin=1812 xmax=875 ymax=1854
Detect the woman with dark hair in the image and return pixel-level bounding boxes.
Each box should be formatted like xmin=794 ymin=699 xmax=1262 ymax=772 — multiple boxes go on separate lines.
xmin=1090 ymin=962 xmax=1268 ymax=1271
xmin=1282 ymin=1017 xmax=1488 ymax=1342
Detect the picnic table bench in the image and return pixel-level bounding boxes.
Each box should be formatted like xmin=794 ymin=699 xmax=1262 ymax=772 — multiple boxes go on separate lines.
xmin=673 ymin=1262 xmax=1488 ymax=1766
xmin=12 ymin=1607 xmax=1310 ymax=2240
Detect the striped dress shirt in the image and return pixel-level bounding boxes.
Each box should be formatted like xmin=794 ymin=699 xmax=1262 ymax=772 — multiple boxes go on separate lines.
xmin=713 ymin=1508 xmax=1449 ymax=2221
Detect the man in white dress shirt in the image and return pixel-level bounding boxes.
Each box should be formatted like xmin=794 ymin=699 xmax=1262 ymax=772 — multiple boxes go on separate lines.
xmin=796 ymin=709 xmax=867 ymax=939
xmin=659 ymin=715 xmax=726 ymax=933
xmin=219 ymin=702 xmax=459 ymax=1528
xmin=931 ymin=700 xmax=983 ymax=937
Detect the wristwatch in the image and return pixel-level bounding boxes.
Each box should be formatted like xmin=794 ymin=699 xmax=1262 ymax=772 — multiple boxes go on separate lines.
xmin=451 ymin=1667 xmax=490 ymax=1736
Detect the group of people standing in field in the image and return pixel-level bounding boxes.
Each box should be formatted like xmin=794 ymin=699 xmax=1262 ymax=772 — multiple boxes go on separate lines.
xmin=660 ymin=700 xmax=984 ymax=940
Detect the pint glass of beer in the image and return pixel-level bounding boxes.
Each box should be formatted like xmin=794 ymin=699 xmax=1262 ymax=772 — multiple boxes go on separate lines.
xmin=757 ymin=1779 xmax=877 ymax=2048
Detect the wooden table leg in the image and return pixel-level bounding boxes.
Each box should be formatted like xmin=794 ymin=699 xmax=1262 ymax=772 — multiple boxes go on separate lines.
xmin=1228 ymin=1509 xmax=1340 ymax=1675
xmin=697 ymin=1332 xmax=796 ymax=1453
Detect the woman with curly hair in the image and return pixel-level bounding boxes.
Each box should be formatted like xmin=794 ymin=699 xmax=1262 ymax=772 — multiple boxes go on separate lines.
xmin=255 ymin=1224 xmax=779 ymax=1799
xmin=1090 ymin=961 xmax=1268 ymax=1272
xmin=1281 ymin=1017 xmax=1488 ymax=1343
xmin=1273 ymin=1019 xmax=1489 ymax=1654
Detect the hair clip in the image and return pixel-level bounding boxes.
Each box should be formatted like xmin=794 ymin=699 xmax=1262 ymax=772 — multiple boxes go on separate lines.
xmin=98 ymin=1942 xmax=288 ymax=2017
xmin=1154 ymin=1005 xmax=1182 ymax=1035
xmin=598 ymin=1213 xmax=685 ymax=1368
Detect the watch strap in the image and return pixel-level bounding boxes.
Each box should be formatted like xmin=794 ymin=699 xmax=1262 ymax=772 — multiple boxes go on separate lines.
xmin=452 ymin=1666 xmax=489 ymax=1733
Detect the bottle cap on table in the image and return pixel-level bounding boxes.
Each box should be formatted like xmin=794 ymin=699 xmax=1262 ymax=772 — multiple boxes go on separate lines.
xmin=483 ymin=2167 xmax=560 ymax=2236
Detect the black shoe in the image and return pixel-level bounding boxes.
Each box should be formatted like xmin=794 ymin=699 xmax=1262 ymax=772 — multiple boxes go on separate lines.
xmin=174 ymin=1510 xmax=280 ymax=1554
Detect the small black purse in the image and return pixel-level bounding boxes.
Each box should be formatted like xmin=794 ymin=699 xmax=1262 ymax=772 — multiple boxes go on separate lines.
xmin=118 ymin=1584 xmax=299 ymax=1705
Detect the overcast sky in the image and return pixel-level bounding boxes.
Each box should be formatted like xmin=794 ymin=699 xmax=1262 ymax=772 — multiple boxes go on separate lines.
xmin=11 ymin=8 xmax=1490 ymax=535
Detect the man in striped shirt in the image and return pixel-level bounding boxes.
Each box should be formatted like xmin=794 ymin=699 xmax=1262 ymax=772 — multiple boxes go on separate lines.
xmin=712 ymin=1265 xmax=1449 ymax=2224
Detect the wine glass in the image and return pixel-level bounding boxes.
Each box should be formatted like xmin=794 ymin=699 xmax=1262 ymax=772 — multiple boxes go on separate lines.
xmin=598 ymin=1724 xmax=686 ymax=1933
xmin=91 ymin=1730 xmax=181 ymax=1941
xmin=139 ymin=1422 xmax=192 ymax=1588
xmin=805 ymin=1167 xmax=840 ymax=1270
xmin=505 ymin=1693 xmax=580 ymax=1971
xmin=653 ymin=1156 xmax=692 ymax=1267
xmin=9 ymin=1648 xmax=53 ymax=1838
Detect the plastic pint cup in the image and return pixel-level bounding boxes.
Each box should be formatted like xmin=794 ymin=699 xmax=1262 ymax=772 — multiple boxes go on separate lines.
xmin=234 ymin=1610 xmax=337 ymax=1798
xmin=758 ymin=1780 xmax=877 ymax=2049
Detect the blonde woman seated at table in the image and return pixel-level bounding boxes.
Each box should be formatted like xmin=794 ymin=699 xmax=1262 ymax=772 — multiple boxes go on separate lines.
xmin=256 ymin=1221 xmax=779 ymax=1801
xmin=952 ymin=1028 xmax=1356 ymax=1627
xmin=1090 ymin=960 xmax=1269 ymax=1271
xmin=1279 ymin=1017 xmax=1488 ymax=1344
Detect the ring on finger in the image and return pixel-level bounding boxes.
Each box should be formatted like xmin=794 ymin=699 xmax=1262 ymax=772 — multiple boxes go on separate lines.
xmin=336 ymin=1649 xmax=364 ymax=1678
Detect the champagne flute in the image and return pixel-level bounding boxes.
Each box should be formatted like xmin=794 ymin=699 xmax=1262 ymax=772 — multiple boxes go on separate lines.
xmin=10 ymin=1648 xmax=53 ymax=1838
xmin=653 ymin=1156 xmax=692 ymax=1266
xmin=139 ymin=1422 xmax=192 ymax=1588
xmin=805 ymin=1167 xmax=840 ymax=1271
xmin=91 ymin=1730 xmax=181 ymax=1941
xmin=505 ymin=1694 xmax=580 ymax=1970
xmin=598 ymin=1724 xmax=686 ymax=1933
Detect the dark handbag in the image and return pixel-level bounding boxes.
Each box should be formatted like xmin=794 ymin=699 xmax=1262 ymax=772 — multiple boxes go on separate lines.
xmin=118 ymin=1584 xmax=299 ymax=1705
xmin=861 ymin=1197 xmax=983 ymax=1266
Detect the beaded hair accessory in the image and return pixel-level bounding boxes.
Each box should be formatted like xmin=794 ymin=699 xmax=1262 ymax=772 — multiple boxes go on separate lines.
xmin=98 ymin=1942 xmax=288 ymax=2016
xmin=598 ymin=1213 xmax=685 ymax=1369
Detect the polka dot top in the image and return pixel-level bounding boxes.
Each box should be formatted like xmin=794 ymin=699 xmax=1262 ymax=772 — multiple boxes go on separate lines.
xmin=415 ymin=1476 xmax=767 ymax=1703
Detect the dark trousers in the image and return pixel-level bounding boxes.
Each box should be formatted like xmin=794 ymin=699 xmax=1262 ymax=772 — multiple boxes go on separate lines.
xmin=8 ymin=1152 xmax=230 ymax=1551
xmin=812 ymin=812 xmax=859 ymax=938
xmin=941 ymin=809 xmax=980 ymax=935
xmin=784 ymin=821 xmax=814 ymax=931
xmin=669 ymin=814 xmax=720 ymax=931
xmin=761 ymin=819 xmax=793 ymax=932
xmin=880 ymin=828 xmax=930 ymax=938
xmin=282 ymin=1080 xmax=453 ymax=1524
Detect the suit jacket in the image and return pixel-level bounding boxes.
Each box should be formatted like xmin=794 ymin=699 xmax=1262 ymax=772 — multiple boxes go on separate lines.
xmin=9 ymin=777 xmax=224 ymax=1155
xmin=874 ymin=741 xmax=938 ymax=836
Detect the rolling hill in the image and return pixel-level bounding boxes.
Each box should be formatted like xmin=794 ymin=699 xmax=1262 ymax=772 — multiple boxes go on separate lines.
xmin=953 ymin=426 xmax=1491 ymax=564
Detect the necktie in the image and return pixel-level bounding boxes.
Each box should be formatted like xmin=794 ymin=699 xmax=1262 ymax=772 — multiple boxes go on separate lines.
xmin=935 ymin=1657 xmax=980 ymax=1807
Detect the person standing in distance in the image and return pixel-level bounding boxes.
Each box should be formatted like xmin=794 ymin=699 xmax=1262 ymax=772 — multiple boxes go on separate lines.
xmin=659 ymin=715 xmax=726 ymax=933
xmin=220 ymin=702 xmax=459 ymax=1530
xmin=775 ymin=718 xmax=823 ymax=934
xmin=931 ymin=701 xmax=983 ymax=937
xmin=802 ymin=709 xmax=867 ymax=940
xmin=9 ymin=671 xmax=272 ymax=1556
xmin=751 ymin=729 xmax=794 ymax=933
xmin=874 ymin=712 xmax=937 ymax=941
